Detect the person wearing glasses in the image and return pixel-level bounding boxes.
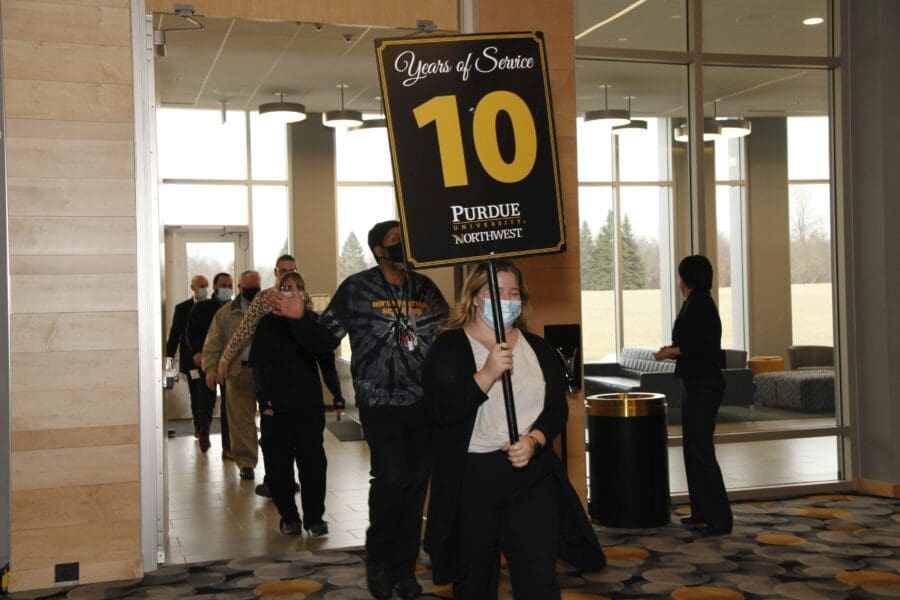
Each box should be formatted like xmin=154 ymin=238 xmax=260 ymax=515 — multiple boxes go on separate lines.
xmin=248 ymin=271 xmax=336 ymax=536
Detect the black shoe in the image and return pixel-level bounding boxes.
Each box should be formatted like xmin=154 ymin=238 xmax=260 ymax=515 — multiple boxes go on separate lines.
xmin=239 ymin=467 xmax=255 ymax=480
xmin=305 ymin=521 xmax=329 ymax=538
xmin=680 ymin=516 xmax=705 ymax=527
xmin=698 ymin=524 xmax=732 ymax=537
xmin=392 ymin=564 xmax=421 ymax=599
xmin=279 ymin=519 xmax=303 ymax=535
xmin=366 ymin=561 xmax=394 ymax=600
xmin=254 ymin=482 xmax=271 ymax=498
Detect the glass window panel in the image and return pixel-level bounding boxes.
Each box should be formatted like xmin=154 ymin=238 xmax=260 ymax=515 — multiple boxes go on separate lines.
xmin=159 ymin=184 xmax=248 ymax=225
xmin=788 ymin=116 xmax=830 ymax=180
xmin=249 ymin=111 xmax=288 ymax=181
xmin=336 ymin=185 xmax=396 ymax=357
xmin=714 ymin=136 xmax=744 ymax=181
xmin=703 ymin=0 xmax=831 ymax=57
xmin=789 ymin=183 xmax=833 ymax=347
xmin=335 ymin=119 xmax=393 ymax=182
xmin=575 ymin=0 xmax=687 ymax=51
xmin=578 ymin=186 xmax=616 ymax=362
xmin=670 ymin=436 xmax=840 ymax=493
xmin=618 ymin=117 xmax=670 ymax=182
xmin=621 ymin=186 xmax=665 ymax=349
xmin=157 ymin=108 xmax=248 ymax=180
xmin=716 ymin=186 xmax=737 ymax=350
xmin=252 ymin=185 xmax=290 ymax=289
xmin=186 ymin=242 xmax=235 ymax=287
xmin=576 ymin=117 xmax=613 ymax=182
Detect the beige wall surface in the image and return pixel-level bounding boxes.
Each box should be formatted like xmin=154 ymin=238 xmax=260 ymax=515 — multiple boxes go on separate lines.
xmin=2 ymin=0 xmax=142 ymax=591
xmin=145 ymin=0 xmax=459 ymax=32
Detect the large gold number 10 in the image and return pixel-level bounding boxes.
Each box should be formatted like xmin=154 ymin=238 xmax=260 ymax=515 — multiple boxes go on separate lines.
xmin=413 ymin=91 xmax=538 ymax=188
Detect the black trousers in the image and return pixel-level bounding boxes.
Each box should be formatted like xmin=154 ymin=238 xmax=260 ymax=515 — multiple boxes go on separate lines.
xmin=197 ymin=374 xmax=230 ymax=451
xmin=359 ymin=403 xmax=432 ymax=571
xmin=260 ymin=408 xmax=327 ymax=526
xmin=456 ymin=450 xmax=559 ymax=600
xmin=681 ymin=376 xmax=733 ymax=530
xmin=186 ymin=372 xmax=203 ymax=433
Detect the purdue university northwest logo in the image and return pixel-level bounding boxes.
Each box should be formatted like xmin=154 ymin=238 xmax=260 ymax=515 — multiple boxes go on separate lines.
xmin=450 ymin=202 xmax=525 ymax=245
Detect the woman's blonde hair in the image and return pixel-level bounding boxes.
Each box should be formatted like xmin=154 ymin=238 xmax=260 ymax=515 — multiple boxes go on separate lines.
xmin=445 ymin=259 xmax=530 ymax=330
xmin=278 ymin=271 xmax=314 ymax=312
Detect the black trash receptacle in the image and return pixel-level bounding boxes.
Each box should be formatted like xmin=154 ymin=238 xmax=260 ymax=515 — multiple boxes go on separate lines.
xmin=587 ymin=393 xmax=670 ymax=528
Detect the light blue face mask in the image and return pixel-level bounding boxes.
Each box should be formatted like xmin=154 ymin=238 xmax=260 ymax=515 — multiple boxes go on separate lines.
xmin=480 ymin=298 xmax=522 ymax=330
xmin=197 ymin=287 xmax=209 ymax=300
xmin=216 ymin=288 xmax=232 ymax=302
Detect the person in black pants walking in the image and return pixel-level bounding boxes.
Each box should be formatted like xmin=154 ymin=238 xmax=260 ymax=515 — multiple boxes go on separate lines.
xmin=265 ymin=221 xmax=449 ymax=599
xmin=655 ymin=255 xmax=733 ymax=536
xmin=165 ymin=274 xmax=209 ymax=437
xmin=249 ymin=271 xmax=342 ymax=537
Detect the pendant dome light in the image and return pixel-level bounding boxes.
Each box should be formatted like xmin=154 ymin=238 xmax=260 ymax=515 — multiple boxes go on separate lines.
xmin=611 ymin=96 xmax=647 ymax=136
xmin=584 ymin=84 xmax=631 ymax=128
xmin=323 ymin=83 xmax=363 ymax=128
xmin=351 ymin=96 xmax=387 ymax=132
xmin=258 ymin=92 xmax=307 ymax=124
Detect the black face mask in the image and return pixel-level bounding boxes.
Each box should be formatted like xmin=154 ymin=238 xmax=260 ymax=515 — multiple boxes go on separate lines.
xmin=383 ymin=243 xmax=404 ymax=263
xmin=241 ymin=287 xmax=260 ymax=301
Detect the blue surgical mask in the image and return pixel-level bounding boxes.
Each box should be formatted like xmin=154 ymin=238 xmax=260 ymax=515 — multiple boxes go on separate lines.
xmin=480 ymin=298 xmax=522 ymax=330
xmin=197 ymin=287 xmax=209 ymax=300
xmin=216 ymin=288 xmax=232 ymax=302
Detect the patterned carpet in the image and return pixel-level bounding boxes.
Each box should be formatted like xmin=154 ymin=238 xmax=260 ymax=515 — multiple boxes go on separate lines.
xmin=8 ymin=494 xmax=900 ymax=599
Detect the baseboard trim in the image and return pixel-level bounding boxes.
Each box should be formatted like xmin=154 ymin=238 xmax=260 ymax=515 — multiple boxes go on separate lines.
xmin=857 ymin=477 xmax=900 ymax=498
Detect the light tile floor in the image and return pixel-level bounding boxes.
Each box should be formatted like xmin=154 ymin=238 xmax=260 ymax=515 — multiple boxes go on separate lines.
xmin=164 ymin=420 xmax=370 ymax=565
xmin=164 ymin=421 xmax=842 ymax=565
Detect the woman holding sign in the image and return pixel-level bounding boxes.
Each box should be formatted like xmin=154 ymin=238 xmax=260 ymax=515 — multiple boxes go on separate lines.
xmin=422 ymin=260 xmax=605 ymax=598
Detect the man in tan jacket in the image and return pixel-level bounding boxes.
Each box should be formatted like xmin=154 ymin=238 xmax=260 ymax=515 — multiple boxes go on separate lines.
xmin=203 ymin=269 xmax=262 ymax=479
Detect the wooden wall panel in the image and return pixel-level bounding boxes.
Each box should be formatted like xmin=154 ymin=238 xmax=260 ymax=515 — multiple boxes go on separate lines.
xmin=7 ymin=178 xmax=136 ymax=217
xmin=478 ymin=0 xmax=587 ymax=504
xmin=12 ymin=389 xmax=139 ymax=432
xmin=2 ymin=0 xmax=142 ymax=589
xmin=11 ymin=273 xmax=137 ymax=313
xmin=11 ymin=482 xmax=140 ymax=531
xmin=11 ymin=312 xmax=138 ymax=353
xmin=4 ymin=80 xmax=133 ymax=122
xmin=1 ymin=1 xmax=131 ymax=46
xmin=145 ymin=0 xmax=459 ymax=31
xmin=11 ymin=350 xmax=139 ymax=393
xmin=10 ymin=254 xmax=137 ymax=275
xmin=11 ymin=444 xmax=139 ymax=492
xmin=3 ymin=40 xmax=132 ymax=84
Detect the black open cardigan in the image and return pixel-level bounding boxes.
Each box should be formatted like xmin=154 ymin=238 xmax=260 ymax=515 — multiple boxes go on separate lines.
xmin=422 ymin=327 xmax=606 ymax=585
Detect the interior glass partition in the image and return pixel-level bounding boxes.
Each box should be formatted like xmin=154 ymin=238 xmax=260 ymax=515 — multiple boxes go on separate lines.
xmin=577 ymin=0 xmax=846 ymax=492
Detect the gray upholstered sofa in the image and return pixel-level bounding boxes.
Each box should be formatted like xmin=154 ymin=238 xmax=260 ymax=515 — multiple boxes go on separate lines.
xmin=584 ymin=347 xmax=755 ymax=410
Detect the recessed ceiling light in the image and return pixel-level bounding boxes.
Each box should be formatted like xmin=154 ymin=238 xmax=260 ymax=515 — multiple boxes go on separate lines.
xmin=803 ymin=17 xmax=824 ymax=25
xmin=671 ymin=14 xmax=681 ymax=20
xmin=617 ymin=37 xmax=629 ymax=42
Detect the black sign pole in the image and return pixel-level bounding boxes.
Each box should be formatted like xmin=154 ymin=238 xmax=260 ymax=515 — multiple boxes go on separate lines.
xmin=486 ymin=258 xmax=519 ymax=444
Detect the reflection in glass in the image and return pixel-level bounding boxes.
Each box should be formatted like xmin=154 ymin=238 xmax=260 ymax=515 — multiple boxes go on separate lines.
xmin=160 ymin=184 xmax=248 ymax=225
xmin=670 ymin=436 xmax=840 ymax=493
xmin=252 ymin=185 xmax=290 ymax=289
xmin=703 ymin=0 xmax=831 ymax=57
xmin=575 ymin=0 xmax=686 ymax=51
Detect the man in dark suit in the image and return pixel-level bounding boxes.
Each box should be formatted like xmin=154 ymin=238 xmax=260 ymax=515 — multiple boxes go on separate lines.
xmin=166 ymin=274 xmax=209 ymax=437
xmin=185 ymin=272 xmax=233 ymax=455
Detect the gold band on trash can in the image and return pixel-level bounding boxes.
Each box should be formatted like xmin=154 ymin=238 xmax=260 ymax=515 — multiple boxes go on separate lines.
xmin=586 ymin=393 xmax=667 ymax=417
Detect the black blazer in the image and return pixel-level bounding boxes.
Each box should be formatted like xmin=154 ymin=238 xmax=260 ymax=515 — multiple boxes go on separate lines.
xmin=422 ymin=328 xmax=606 ymax=585
xmin=166 ymin=297 xmax=196 ymax=374
xmin=248 ymin=312 xmax=343 ymax=414
xmin=184 ymin=298 xmax=227 ymax=362
xmin=672 ymin=288 xmax=724 ymax=380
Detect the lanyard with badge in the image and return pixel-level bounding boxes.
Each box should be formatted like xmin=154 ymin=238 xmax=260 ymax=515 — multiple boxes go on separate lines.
xmin=378 ymin=270 xmax=418 ymax=351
